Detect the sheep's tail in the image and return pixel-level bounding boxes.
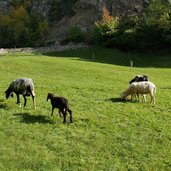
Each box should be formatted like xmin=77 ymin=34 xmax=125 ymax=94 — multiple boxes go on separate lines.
xmin=31 ymin=90 xmax=35 ymax=97
xmin=27 ymin=85 xmax=36 ymax=109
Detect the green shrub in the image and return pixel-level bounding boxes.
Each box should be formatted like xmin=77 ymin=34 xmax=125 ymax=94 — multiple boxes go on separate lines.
xmin=93 ymin=7 xmax=119 ymax=46
xmin=68 ymin=26 xmax=84 ymax=43
xmin=120 ymin=29 xmax=139 ymax=49
xmin=93 ymin=1 xmax=171 ymax=50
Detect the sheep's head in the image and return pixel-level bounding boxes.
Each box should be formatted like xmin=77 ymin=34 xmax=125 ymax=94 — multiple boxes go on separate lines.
xmin=5 ymin=88 xmax=13 ymax=99
xmin=120 ymin=92 xmax=131 ymax=100
xmin=125 ymin=95 xmax=131 ymax=100
xmin=47 ymin=92 xmax=55 ymax=101
xmin=120 ymin=92 xmax=126 ymax=99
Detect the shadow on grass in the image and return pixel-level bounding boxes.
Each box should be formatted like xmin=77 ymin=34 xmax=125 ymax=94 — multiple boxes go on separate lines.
xmin=13 ymin=113 xmax=55 ymax=124
xmin=160 ymin=87 xmax=171 ymax=90
xmin=107 ymin=97 xmax=127 ymax=103
xmin=107 ymin=97 xmax=137 ymax=103
xmin=0 ymin=99 xmax=7 ymax=109
xmin=41 ymin=47 xmax=171 ymax=68
xmin=0 ymin=103 xmax=7 ymax=109
xmin=0 ymin=99 xmax=5 ymax=102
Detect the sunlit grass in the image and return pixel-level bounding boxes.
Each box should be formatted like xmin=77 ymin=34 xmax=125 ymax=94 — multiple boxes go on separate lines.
xmin=0 ymin=47 xmax=171 ymax=170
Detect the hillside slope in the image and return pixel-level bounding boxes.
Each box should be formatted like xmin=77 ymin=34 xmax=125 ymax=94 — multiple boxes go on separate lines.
xmin=0 ymin=0 xmax=149 ymax=42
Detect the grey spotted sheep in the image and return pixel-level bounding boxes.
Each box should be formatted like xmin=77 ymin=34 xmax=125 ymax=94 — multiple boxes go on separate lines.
xmin=5 ymin=78 xmax=36 ymax=109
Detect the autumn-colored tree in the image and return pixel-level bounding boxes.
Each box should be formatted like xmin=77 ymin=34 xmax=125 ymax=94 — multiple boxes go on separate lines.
xmin=101 ymin=7 xmax=113 ymax=22
xmin=94 ymin=7 xmax=119 ymax=46
xmin=95 ymin=7 xmax=119 ymax=34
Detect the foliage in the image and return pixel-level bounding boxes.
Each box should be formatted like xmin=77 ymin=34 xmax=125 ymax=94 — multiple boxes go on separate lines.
xmin=0 ymin=5 xmax=48 ymax=47
xmin=61 ymin=25 xmax=84 ymax=44
xmin=139 ymin=0 xmax=171 ymax=48
xmin=94 ymin=7 xmax=119 ymax=46
xmin=68 ymin=26 xmax=84 ymax=43
xmin=93 ymin=1 xmax=171 ymax=50
xmin=118 ymin=15 xmax=141 ymax=49
xmin=0 ymin=47 xmax=171 ymax=170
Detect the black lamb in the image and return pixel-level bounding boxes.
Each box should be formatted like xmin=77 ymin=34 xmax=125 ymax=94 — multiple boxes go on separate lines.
xmin=47 ymin=92 xmax=72 ymax=123
xmin=129 ymin=75 xmax=148 ymax=84
xmin=5 ymin=78 xmax=36 ymax=109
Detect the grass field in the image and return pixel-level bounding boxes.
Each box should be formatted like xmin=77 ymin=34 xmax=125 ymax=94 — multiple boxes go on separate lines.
xmin=0 ymin=47 xmax=171 ymax=170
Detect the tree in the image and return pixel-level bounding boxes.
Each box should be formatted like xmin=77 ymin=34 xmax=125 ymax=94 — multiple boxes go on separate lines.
xmin=0 ymin=4 xmax=48 ymax=47
xmin=94 ymin=7 xmax=119 ymax=47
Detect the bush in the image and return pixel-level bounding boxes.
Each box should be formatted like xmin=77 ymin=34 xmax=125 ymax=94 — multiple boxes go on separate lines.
xmin=93 ymin=7 xmax=119 ymax=46
xmin=92 ymin=0 xmax=171 ymax=50
xmin=120 ymin=29 xmax=139 ymax=49
xmin=68 ymin=26 xmax=84 ymax=43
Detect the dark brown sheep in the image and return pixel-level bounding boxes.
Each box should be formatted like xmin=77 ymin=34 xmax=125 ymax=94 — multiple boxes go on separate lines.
xmin=47 ymin=92 xmax=72 ymax=123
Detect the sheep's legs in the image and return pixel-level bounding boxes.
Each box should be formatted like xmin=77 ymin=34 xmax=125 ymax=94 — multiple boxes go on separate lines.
xmin=32 ymin=95 xmax=36 ymax=109
xmin=60 ymin=108 xmax=72 ymax=123
xmin=58 ymin=110 xmax=62 ymax=118
xmin=142 ymin=95 xmax=146 ymax=102
xmin=68 ymin=109 xmax=72 ymax=123
xmin=16 ymin=94 xmax=21 ymax=107
xmin=150 ymin=94 xmax=155 ymax=104
xmin=61 ymin=109 xmax=67 ymax=124
xmin=136 ymin=94 xmax=139 ymax=102
xmin=23 ymin=96 xmax=27 ymax=108
xmin=63 ymin=113 xmax=66 ymax=124
xmin=131 ymin=94 xmax=138 ymax=101
xmin=51 ymin=108 xmax=54 ymax=116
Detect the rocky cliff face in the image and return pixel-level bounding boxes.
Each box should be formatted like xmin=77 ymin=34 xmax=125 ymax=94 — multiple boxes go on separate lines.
xmin=0 ymin=0 xmax=150 ymax=42
xmin=0 ymin=0 xmax=10 ymax=11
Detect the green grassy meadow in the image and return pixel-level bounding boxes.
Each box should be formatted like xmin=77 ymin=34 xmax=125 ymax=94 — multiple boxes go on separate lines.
xmin=0 ymin=47 xmax=171 ymax=170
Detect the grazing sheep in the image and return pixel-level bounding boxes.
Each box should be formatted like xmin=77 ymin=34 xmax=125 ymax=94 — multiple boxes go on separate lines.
xmin=47 ymin=92 xmax=72 ymax=123
xmin=5 ymin=78 xmax=36 ymax=109
xmin=129 ymin=75 xmax=148 ymax=84
xmin=129 ymin=75 xmax=149 ymax=100
xmin=121 ymin=81 xmax=156 ymax=104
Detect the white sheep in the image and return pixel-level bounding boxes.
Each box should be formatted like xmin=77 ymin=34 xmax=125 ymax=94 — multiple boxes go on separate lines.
xmin=121 ymin=81 xmax=156 ymax=104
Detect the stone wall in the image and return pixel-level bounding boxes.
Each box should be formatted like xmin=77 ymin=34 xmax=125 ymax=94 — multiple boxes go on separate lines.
xmin=0 ymin=43 xmax=88 ymax=55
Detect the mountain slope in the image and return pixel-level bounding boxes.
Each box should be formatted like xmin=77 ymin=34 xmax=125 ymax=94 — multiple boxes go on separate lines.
xmin=0 ymin=0 xmax=150 ymax=42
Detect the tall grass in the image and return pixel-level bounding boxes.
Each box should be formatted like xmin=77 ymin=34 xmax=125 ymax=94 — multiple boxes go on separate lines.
xmin=0 ymin=47 xmax=171 ymax=170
